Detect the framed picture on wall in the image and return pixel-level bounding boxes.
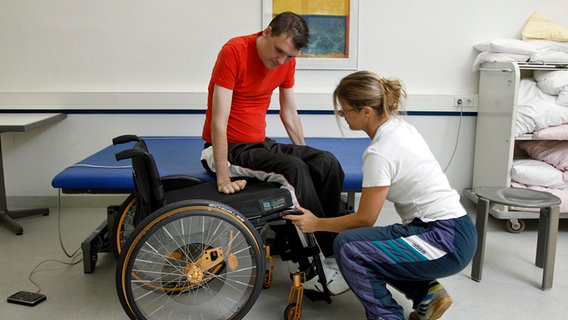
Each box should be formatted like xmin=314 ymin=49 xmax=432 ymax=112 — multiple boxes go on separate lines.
xmin=262 ymin=0 xmax=359 ymax=70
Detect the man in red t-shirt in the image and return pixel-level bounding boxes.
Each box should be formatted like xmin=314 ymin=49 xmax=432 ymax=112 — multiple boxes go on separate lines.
xmin=201 ymin=12 xmax=347 ymax=293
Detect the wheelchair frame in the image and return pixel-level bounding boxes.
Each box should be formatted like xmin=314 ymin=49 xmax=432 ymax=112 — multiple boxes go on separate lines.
xmin=111 ymin=135 xmax=335 ymax=320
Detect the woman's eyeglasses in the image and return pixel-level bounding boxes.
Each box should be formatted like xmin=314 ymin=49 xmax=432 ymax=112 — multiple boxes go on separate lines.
xmin=337 ymin=108 xmax=359 ymax=116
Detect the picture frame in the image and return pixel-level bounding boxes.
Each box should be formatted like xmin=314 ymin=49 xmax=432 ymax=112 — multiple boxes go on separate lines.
xmin=262 ymin=0 xmax=359 ymax=70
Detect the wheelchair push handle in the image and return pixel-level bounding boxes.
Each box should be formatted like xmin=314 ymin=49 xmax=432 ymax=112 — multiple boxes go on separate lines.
xmin=115 ymin=148 xmax=149 ymax=161
xmin=112 ymin=134 xmax=141 ymax=145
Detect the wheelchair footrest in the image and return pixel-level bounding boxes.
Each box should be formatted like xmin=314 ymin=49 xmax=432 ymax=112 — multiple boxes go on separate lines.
xmin=303 ymin=289 xmax=333 ymax=304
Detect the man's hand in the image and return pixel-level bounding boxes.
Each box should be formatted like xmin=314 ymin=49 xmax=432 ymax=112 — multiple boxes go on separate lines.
xmin=217 ymin=179 xmax=247 ymax=194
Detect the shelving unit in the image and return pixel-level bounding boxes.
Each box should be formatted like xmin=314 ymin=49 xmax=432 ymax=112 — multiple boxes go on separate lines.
xmin=468 ymin=61 xmax=568 ymax=232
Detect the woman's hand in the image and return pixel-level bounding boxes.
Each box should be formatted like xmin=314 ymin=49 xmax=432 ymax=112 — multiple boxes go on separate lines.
xmin=283 ymin=206 xmax=319 ymax=233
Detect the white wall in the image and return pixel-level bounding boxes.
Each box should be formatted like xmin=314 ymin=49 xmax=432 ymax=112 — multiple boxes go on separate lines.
xmin=2 ymin=0 xmax=567 ymax=93
xmin=1 ymin=0 xmax=566 ymax=205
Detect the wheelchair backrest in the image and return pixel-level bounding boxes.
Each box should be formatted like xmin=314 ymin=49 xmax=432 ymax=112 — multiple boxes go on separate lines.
xmin=114 ymin=136 xmax=165 ymax=225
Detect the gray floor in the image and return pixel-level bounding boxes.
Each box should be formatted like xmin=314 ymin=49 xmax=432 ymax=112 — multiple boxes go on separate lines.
xmin=1 ymin=200 xmax=567 ymax=320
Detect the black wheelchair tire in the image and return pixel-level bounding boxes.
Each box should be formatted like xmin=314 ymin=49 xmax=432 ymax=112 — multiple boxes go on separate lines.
xmin=112 ymin=193 xmax=136 ymax=258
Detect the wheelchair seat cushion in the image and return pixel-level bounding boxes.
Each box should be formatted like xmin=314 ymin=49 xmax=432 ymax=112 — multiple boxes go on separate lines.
xmin=164 ymin=179 xmax=294 ymax=219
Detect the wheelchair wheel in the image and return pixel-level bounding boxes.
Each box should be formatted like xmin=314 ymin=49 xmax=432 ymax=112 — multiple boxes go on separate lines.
xmin=116 ymin=199 xmax=265 ymax=320
xmin=284 ymin=302 xmax=301 ymax=320
xmin=112 ymin=177 xmax=205 ymax=258
xmin=112 ymin=193 xmax=136 ymax=258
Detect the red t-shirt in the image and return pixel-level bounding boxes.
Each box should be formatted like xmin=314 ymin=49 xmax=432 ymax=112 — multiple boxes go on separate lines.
xmin=202 ymin=32 xmax=296 ymax=143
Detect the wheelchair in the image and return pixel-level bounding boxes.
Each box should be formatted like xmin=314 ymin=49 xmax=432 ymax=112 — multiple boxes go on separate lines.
xmin=111 ymin=135 xmax=336 ymax=320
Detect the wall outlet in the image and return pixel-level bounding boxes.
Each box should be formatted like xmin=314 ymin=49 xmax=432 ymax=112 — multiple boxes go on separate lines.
xmin=453 ymin=95 xmax=477 ymax=107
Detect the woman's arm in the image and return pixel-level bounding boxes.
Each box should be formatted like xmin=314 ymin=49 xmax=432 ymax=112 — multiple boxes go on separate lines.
xmin=285 ymin=185 xmax=389 ymax=233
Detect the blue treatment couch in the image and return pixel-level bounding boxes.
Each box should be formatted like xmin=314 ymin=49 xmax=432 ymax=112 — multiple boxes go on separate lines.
xmin=51 ymin=136 xmax=368 ymax=272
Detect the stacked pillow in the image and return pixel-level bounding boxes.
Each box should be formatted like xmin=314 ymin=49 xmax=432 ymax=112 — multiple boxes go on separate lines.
xmin=472 ymin=12 xmax=568 ymax=70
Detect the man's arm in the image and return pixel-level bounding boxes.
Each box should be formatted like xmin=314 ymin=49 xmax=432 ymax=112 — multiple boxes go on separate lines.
xmin=211 ymin=84 xmax=247 ymax=194
xmin=279 ymin=87 xmax=305 ymax=145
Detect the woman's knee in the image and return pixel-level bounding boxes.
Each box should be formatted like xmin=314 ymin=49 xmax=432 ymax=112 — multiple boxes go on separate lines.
xmin=333 ymin=230 xmax=357 ymax=260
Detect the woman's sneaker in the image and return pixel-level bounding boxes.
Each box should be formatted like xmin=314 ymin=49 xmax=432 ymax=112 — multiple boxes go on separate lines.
xmin=409 ymin=281 xmax=452 ymax=320
xmin=302 ymin=261 xmax=350 ymax=296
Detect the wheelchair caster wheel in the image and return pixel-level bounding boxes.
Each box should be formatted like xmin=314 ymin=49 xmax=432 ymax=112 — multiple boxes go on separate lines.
xmin=284 ymin=302 xmax=301 ymax=320
xmin=506 ymin=219 xmax=525 ymax=233
xmin=263 ymin=270 xmax=272 ymax=289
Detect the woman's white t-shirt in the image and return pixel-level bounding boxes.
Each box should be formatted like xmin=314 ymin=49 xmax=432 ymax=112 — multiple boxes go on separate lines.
xmin=362 ymin=118 xmax=466 ymax=224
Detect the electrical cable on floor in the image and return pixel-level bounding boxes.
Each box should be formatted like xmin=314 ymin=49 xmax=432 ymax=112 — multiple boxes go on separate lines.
xmin=26 ymin=191 xmax=83 ymax=294
xmin=28 ymin=258 xmax=83 ymax=294
xmin=57 ymin=192 xmax=81 ymax=258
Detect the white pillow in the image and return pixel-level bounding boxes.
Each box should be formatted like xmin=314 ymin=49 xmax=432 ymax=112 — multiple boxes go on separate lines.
xmin=558 ymin=88 xmax=568 ymax=107
xmin=533 ymin=70 xmax=568 ymax=95
xmin=525 ymin=39 xmax=568 ymax=52
xmin=474 ymin=39 xmax=539 ymax=55
xmin=511 ymin=159 xmax=568 ymax=189
xmin=472 ymin=51 xmax=530 ymax=71
xmin=515 ymin=79 xmax=568 ymax=136
xmin=530 ymin=51 xmax=568 ymax=64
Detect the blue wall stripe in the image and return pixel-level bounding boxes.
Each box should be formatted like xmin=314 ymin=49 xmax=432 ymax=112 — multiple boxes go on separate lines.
xmin=0 ymin=109 xmax=477 ymax=116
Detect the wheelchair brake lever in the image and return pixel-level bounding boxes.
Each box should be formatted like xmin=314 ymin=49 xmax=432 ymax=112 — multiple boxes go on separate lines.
xmin=281 ymin=208 xmax=303 ymax=216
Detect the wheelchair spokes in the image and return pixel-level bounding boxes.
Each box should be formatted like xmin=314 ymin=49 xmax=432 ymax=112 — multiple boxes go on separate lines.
xmin=116 ymin=201 xmax=264 ymax=320
xmin=113 ymin=194 xmax=136 ymax=258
